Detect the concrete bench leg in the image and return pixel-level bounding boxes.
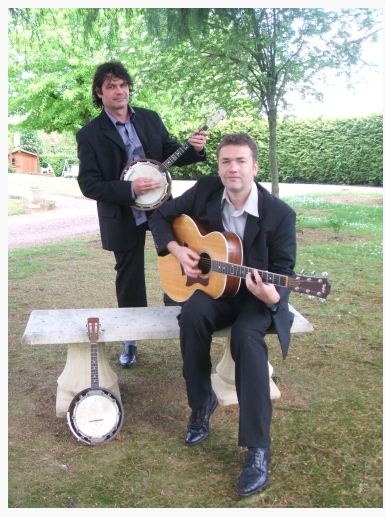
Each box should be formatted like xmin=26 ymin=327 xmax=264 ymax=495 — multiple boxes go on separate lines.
xmin=56 ymin=343 xmax=121 ymax=417
xmin=211 ymin=338 xmax=281 ymax=406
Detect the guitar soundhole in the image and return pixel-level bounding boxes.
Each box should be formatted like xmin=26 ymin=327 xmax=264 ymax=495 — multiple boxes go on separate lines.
xmin=199 ymin=253 xmax=211 ymax=275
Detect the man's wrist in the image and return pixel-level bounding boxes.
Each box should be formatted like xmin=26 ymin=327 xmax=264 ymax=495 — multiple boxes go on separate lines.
xmin=265 ymin=302 xmax=280 ymax=313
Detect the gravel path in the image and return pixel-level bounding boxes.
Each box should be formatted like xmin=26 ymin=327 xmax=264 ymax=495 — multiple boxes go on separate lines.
xmin=8 ymin=194 xmax=100 ymax=249
xmin=8 ymin=179 xmax=382 ymax=250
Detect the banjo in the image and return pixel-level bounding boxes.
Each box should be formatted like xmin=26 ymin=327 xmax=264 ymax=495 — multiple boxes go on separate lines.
xmin=67 ymin=317 xmax=124 ymax=445
xmin=120 ymin=109 xmax=226 ymax=211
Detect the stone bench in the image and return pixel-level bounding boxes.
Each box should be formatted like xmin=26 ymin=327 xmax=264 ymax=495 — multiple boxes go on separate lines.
xmin=21 ymin=305 xmax=313 ymax=417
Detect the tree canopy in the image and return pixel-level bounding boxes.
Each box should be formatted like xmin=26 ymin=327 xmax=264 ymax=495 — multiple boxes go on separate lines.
xmin=8 ymin=7 xmax=382 ymax=193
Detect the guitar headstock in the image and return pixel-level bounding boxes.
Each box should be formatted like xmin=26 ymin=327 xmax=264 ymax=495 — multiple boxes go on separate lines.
xmin=205 ymin=109 xmax=226 ymax=129
xmin=87 ymin=317 xmax=101 ymax=342
xmin=288 ymin=273 xmax=331 ymax=300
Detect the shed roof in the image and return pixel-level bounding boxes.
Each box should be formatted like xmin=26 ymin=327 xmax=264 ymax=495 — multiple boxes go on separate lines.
xmin=9 ymin=147 xmax=39 ymax=157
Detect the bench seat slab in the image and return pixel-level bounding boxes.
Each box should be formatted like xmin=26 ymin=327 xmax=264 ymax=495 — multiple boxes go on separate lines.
xmin=21 ymin=305 xmax=313 ymax=416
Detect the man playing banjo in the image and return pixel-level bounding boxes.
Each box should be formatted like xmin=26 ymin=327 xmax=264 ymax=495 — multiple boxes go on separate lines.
xmin=76 ymin=61 xmax=208 ymax=369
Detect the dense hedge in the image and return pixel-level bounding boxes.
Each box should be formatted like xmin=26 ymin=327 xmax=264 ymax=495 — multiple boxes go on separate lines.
xmin=173 ymin=114 xmax=383 ymax=186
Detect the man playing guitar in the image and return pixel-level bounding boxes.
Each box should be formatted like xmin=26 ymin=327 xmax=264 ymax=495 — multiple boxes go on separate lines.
xmin=149 ymin=133 xmax=297 ymax=496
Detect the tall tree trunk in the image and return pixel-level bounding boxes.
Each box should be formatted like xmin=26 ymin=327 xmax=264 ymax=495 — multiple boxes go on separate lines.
xmin=267 ymin=107 xmax=279 ymax=198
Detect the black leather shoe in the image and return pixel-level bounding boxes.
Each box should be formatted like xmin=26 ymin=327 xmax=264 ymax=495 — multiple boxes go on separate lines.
xmin=238 ymin=447 xmax=269 ymax=496
xmin=185 ymin=391 xmax=218 ymax=446
xmin=119 ymin=341 xmax=137 ymax=368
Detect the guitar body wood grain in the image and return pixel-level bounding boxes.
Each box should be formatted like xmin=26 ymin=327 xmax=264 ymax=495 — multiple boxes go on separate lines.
xmin=158 ymin=214 xmax=242 ymax=302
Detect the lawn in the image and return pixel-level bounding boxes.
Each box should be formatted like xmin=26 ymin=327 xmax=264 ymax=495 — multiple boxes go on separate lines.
xmin=8 ymin=191 xmax=383 ymax=508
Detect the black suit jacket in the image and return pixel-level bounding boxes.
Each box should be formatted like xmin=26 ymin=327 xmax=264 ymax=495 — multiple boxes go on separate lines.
xmin=76 ymin=107 xmax=206 ymax=251
xmin=149 ymin=176 xmax=297 ymax=358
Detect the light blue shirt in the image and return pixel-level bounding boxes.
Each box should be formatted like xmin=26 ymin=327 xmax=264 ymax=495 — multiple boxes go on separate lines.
xmin=105 ymin=107 xmax=147 ymax=226
xmin=221 ymin=182 xmax=259 ymax=240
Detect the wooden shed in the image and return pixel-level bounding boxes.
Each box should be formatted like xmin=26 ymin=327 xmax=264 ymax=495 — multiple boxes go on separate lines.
xmin=9 ymin=148 xmax=40 ymax=174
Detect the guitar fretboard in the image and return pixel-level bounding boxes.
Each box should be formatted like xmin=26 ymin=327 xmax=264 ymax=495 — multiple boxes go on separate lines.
xmin=90 ymin=343 xmax=99 ymax=388
xmin=205 ymin=258 xmax=289 ymax=287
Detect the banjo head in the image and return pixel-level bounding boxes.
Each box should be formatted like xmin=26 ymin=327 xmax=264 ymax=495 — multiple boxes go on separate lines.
xmin=67 ymin=388 xmax=124 ymax=445
xmin=121 ymin=160 xmax=171 ymax=211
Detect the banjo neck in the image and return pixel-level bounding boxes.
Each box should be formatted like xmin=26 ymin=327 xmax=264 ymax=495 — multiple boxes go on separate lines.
xmin=161 ymin=109 xmax=226 ymax=170
xmin=161 ymin=125 xmax=208 ymax=170
xmin=87 ymin=317 xmax=101 ymax=389
xmin=162 ymin=142 xmax=193 ymax=170
xmin=90 ymin=343 xmax=100 ymax=389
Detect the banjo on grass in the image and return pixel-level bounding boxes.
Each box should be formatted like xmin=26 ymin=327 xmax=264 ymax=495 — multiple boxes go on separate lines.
xmin=120 ymin=109 xmax=226 ymax=211
xmin=67 ymin=317 xmax=124 ymax=445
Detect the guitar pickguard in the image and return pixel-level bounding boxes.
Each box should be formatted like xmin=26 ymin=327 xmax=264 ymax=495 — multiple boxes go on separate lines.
xmin=185 ymin=275 xmax=209 ymax=288
xmin=180 ymin=244 xmax=211 ymax=287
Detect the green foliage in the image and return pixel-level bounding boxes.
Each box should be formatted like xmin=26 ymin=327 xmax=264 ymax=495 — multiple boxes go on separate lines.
xmin=172 ymin=114 xmax=383 ymax=186
xmin=8 ymin=8 xmax=383 ymax=188
xmin=141 ymin=7 xmax=382 ymax=194
xmin=276 ymin=115 xmax=383 ymax=185
xmin=19 ymin=130 xmax=42 ymax=153
xmin=41 ymin=154 xmax=65 ymax=177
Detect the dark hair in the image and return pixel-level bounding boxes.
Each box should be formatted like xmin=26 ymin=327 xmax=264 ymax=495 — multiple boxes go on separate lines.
xmin=92 ymin=61 xmax=134 ymax=108
xmin=216 ymin=133 xmax=259 ymax=161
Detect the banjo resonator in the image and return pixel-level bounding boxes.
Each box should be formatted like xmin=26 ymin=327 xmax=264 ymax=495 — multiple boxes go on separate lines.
xmin=121 ymin=109 xmax=226 ymax=211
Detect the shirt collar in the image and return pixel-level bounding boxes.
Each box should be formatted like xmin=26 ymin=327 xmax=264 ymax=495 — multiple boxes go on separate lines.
xmin=104 ymin=105 xmax=136 ymax=126
xmin=221 ymin=181 xmax=259 ymax=218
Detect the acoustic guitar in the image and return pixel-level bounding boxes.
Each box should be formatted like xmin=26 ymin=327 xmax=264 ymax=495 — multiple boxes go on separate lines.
xmin=158 ymin=214 xmax=331 ymax=302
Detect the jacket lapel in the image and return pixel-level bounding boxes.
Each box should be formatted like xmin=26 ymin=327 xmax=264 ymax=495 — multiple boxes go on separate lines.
xmin=99 ymin=111 xmax=127 ymax=155
xmin=243 ymin=214 xmax=261 ymax=256
xmin=206 ymin=190 xmax=225 ymax=231
xmin=131 ymin=115 xmax=150 ymax=156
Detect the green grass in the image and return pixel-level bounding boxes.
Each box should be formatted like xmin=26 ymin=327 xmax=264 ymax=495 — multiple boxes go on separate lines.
xmin=8 ymin=238 xmax=94 ymax=279
xmin=286 ymin=196 xmax=383 ymax=237
xmin=8 ymin=198 xmax=26 ymax=215
xmin=8 ymin=194 xmax=383 ymax=508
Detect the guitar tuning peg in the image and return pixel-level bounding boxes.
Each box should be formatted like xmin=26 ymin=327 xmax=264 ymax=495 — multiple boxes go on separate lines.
xmin=321 ymin=272 xmax=328 ymax=277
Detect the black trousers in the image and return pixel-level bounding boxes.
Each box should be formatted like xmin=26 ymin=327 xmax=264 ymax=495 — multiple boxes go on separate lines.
xmin=113 ymin=225 xmax=147 ymax=308
xmin=113 ymin=226 xmax=180 ymax=308
xmin=178 ymin=289 xmax=273 ymax=448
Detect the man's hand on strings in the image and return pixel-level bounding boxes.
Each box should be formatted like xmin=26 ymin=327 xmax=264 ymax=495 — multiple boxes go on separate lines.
xmin=167 ymin=241 xmax=202 ymax=278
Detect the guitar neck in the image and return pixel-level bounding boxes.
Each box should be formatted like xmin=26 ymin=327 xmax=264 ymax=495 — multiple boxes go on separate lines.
xmin=90 ymin=343 xmax=99 ymax=389
xmin=210 ymin=259 xmax=289 ymax=288
xmin=161 ymin=124 xmax=208 ymax=170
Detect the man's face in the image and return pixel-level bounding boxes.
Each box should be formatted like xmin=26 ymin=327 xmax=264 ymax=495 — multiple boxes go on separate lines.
xmin=96 ymin=74 xmax=129 ymax=111
xmin=218 ymin=144 xmax=258 ymax=194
